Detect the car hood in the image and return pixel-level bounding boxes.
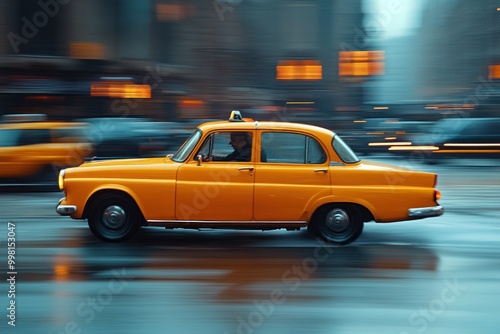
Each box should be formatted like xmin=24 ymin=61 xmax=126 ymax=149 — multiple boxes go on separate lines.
xmin=64 ymin=156 xmax=179 ymax=181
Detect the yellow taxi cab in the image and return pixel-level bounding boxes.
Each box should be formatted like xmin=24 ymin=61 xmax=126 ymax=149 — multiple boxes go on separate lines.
xmin=56 ymin=111 xmax=443 ymax=245
xmin=0 ymin=114 xmax=92 ymax=185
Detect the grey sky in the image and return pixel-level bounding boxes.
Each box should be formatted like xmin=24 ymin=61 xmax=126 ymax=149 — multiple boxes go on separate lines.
xmin=364 ymin=0 xmax=426 ymax=39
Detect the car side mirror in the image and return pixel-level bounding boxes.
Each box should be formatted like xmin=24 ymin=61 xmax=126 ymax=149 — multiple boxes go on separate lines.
xmin=197 ymin=154 xmax=202 ymax=166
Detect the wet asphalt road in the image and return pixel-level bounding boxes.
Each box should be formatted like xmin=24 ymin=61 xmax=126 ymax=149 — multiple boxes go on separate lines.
xmin=1 ymin=158 xmax=499 ymax=334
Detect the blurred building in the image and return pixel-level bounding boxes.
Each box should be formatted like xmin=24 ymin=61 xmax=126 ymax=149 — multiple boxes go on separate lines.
xmin=365 ymin=0 xmax=500 ymax=120
xmin=0 ymin=0 xmax=370 ymax=123
xmin=417 ymin=0 xmax=500 ymax=101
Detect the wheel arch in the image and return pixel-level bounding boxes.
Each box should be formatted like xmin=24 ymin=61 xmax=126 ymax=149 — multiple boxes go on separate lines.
xmin=309 ymin=201 xmax=374 ymax=224
xmin=308 ymin=202 xmax=370 ymax=245
xmin=82 ymin=187 xmax=144 ymax=221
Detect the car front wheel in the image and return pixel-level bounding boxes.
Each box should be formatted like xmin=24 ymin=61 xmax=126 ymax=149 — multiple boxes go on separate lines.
xmin=312 ymin=205 xmax=363 ymax=245
xmin=88 ymin=194 xmax=143 ymax=242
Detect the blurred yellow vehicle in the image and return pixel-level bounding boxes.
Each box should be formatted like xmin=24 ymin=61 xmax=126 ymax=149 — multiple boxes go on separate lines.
xmin=0 ymin=114 xmax=92 ymax=186
xmin=56 ymin=111 xmax=443 ymax=245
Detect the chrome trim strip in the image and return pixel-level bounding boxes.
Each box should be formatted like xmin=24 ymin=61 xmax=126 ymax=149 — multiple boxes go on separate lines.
xmin=146 ymin=220 xmax=308 ymax=229
xmin=147 ymin=220 xmax=307 ymax=224
xmin=56 ymin=205 xmax=77 ymax=216
xmin=408 ymin=205 xmax=444 ymax=218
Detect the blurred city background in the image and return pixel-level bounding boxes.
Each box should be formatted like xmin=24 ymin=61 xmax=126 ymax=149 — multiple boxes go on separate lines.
xmin=2 ymin=2 xmax=500 ymax=333
xmin=1 ymin=0 xmax=500 ymax=184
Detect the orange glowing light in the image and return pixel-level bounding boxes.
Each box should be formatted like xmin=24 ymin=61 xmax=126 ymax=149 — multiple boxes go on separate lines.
xmin=435 ymin=149 xmax=500 ymax=154
xmin=491 ymin=65 xmax=500 ymax=79
xmin=180 ymin=99 xmax=205 ymax=109
xmin=426 ymin=104 xmax=475 ymax=110
xmin=444 ymin=143 xmax=500 ymax=147
xmin=369 ymin=142 xmax=411 ymax=147
xmin=276 ymin=60 xmax=322 ymax=80
xmin=156 ymin=3 xmax=186 ymax=21
xmin=388 ymin=146 xmax=439 ymax=151
xmin=339 ymin=51 xmax=385 ymax=77
xmin=90 ymin=82 xmax=151 ymax=99
xmin=55 ymin=264 xmax=69 ymax=277
xmin=286 ymin=101 xmax=315 ymax=105
xmin=435 ymin=190 xmax=441 ymax=201
xmin=70 ymin=42 xmax=105 ymax=59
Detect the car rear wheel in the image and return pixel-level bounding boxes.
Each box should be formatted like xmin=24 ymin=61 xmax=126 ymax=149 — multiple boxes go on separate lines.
xmin=312 ymin=205 xmax=363 ymax=245
xmin=88 ymin=194 xmax=143 ymax=242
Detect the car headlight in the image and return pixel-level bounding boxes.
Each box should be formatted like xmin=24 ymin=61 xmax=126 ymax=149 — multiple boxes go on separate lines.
xmin=58 ymin=169 xmax=66 ymax=191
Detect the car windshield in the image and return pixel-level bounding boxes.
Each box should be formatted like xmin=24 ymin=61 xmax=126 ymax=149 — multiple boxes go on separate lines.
xmin=333 ymin=135 xmax=360 ymax=163
xmin=171 ymin=129 xmax=202 ymax=162
xmin=0 ymin=129 xmax=21 ymax=147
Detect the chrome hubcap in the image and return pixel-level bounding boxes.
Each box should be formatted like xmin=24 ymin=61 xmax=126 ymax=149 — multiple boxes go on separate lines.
xmin=102 ymin=205 xmax=126 ymax=229
xmin=325 ymin=208 xmax=350 ymax=232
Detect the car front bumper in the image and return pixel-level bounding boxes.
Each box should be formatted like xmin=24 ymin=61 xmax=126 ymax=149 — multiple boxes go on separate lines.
xmin=408 ymin=205 xmax=444 ymax=219
xmin=56 ymin=197 xmax=77 ymax=216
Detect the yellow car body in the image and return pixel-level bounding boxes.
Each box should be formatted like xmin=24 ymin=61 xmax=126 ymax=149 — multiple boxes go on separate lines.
xmin=57 ymin=112 xmax=443 ymax=245
xmin=0 ymin=120 xmax=92 ymax=183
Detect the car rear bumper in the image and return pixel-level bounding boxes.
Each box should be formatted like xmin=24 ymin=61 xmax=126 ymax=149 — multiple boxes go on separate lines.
xmin=408 ymin=205 xmax=444 ymax=219
xmin=56 ymin=198 xmax=77 ymax=216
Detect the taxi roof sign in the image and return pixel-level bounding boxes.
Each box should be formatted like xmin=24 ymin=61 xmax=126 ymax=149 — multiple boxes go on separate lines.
xmin=228 ymin=110 xmax=243 ymax=122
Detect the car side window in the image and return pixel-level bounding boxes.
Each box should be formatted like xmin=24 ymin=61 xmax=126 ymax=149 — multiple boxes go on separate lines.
xmin=261 ymin=132 xmax=326 ymax=164
xmin=0 ymin=129 xmax=21 ymax=147
xmin=196 ymin=132 xmax=253 ymax=162
xmin=17 ymin=129 xmax=51 ymax=146
xmin=212 ymin=133 xmax=235 ymax=157
xmin=307 ymin=136 xmax=327 ymax=164
xmin=197 ymin=133 xmax=233 ymax=158
xmin=52 ymin=127 xmax=86 ymax=143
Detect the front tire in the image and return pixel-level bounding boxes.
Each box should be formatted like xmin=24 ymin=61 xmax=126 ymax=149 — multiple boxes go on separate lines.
xmin=311 ymin=204 xmax=363 ymax=245
xmin=88 ymin=194 xmax=143 ymax=242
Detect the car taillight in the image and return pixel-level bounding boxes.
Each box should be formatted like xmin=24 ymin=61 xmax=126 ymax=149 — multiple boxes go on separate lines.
xmin=434 ymin=189 xmax=441 ymax=201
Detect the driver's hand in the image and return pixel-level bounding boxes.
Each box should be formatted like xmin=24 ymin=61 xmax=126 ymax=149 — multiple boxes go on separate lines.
xmin=202 ymin=155 xmax=212 ymax=162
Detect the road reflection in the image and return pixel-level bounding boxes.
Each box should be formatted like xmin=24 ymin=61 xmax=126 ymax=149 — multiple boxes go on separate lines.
xmin=18 ymin=229 xmax=439 ymax=304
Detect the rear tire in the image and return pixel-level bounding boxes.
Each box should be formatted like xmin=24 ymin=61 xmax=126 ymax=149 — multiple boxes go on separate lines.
xmin=88 ymin=193 xmax=143 ymax=242
xmin=310 ymin=204 xmax=363 ymax=245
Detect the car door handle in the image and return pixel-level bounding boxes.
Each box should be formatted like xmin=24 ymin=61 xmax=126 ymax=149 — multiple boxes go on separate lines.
xmin=314 ymin=169 xmax=328 ymax=173
xmin=238 ymin=167 xmax=254 ymax=171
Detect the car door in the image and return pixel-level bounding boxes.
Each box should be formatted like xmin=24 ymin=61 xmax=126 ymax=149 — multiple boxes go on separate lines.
xmin=254 ymin=131 xmax=331 ymax=221
xmin=175 ymin=131 xmax=255 ymax=221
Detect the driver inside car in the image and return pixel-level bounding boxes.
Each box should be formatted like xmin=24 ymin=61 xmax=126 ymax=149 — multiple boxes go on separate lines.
xmin=203 ymin=132 xmax=252 ymax=162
